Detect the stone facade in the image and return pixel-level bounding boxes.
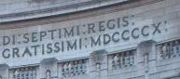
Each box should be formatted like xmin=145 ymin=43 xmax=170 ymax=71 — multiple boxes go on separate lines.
xmin=0 ymin=0 xmax=180 ymax=79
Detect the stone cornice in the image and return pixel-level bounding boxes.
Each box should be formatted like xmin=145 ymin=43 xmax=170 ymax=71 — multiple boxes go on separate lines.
xmin=0 ymin=0 xmax=163 ymax=29
xmin=0 ymin=0 xmax=129 ymax=23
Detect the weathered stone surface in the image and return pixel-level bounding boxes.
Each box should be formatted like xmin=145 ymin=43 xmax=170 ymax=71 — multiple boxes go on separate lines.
xmin=0 ymin=0 xmax=180 ymax=79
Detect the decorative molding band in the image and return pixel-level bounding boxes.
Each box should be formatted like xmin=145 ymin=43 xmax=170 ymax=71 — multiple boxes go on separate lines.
xmin=0 ymin=0 xmax=129 ymax=23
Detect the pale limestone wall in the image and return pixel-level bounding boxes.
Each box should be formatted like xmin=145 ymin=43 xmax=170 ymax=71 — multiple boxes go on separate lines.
xmin=0 ymin=0 xmax=180 ymax=79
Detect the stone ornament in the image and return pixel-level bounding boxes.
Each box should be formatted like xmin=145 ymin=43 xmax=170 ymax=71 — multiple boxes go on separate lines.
xmin=109 ymin=50 xmax=136 ymax=70
xmin=61 ymin=59 xmax=87 ymax=78
xmin=159 ymin=39 xmax=180 ymax=60
xmin=45 ymin=69 xmax=51 ymax=79
xmin=12 ymin=67 xmax=37 ymax=79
